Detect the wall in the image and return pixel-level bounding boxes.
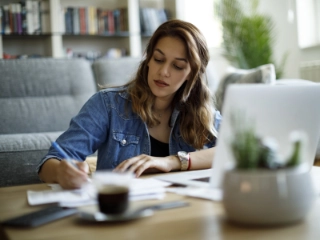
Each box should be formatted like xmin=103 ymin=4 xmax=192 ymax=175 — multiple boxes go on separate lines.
xmin=179 ymin=0 xmax=230 ymax=84
xmin=300 ymin=46 xmax=320 ymax=62
xmin=295 ymin=0 xmax=320 ymax=62
xmin=259 ymin=0 xmax=320 ymax=76
xmin=257 ymin=0 xmax=300 ymax=78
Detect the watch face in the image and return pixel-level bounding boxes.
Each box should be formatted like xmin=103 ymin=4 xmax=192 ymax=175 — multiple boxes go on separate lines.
xmin=178 ymin=151 xmax=189 ymax=171
xmin=178 ymin=151 xmax=188 ymax=157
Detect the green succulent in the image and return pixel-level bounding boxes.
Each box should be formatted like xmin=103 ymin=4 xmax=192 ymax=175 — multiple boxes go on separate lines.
xmin=229 ymin=111 xmax=301 ymax=170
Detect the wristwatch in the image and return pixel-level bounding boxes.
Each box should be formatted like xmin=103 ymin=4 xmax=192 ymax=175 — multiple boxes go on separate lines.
xmin=177 ymin=151 xmax=189 ymax=171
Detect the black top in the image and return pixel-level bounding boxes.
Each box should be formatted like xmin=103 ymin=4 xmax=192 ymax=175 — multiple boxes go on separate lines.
xmin=150 ymin=135 xmax=169 ymax=157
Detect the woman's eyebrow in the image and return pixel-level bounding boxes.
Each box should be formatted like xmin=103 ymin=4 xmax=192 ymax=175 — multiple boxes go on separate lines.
xmin=154 ymin=48 xmax=188 ymax=63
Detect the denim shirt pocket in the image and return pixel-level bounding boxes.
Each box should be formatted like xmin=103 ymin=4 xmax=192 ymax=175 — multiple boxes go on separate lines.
xmin=113 ymin=132 xmax=140 ymax=146
xmin=111 ymin=132 xmax=140 ymax=167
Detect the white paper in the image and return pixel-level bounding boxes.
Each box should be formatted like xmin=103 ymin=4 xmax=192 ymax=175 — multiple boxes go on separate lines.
xmin=166 ymin=187 xmax=223 ymax=201
xmin=27 ymin=178 xmax=171 ymax=207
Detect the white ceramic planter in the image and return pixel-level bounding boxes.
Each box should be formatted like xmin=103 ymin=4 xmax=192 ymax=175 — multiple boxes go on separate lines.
xmin=222 ymin=163 xmax=316 ymax=226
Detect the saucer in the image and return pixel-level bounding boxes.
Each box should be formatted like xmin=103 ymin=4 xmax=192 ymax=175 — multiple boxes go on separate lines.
xmin=78 ymin=209 xmax=154 ymax=222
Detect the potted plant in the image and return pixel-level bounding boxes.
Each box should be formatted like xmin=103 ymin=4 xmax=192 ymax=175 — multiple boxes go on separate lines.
xmin=215 ymin=0 xmax=288 ymax=78
xmin=222 ymin=113 xmax=316 ymax=226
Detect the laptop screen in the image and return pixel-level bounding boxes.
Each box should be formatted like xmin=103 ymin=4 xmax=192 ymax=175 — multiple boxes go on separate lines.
xmin=210 ymin=84 xmax=320 ymax=188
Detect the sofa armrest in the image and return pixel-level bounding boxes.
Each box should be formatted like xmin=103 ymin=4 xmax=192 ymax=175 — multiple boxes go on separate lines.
xmin=0 ymin=132 xmax=62 ymax=187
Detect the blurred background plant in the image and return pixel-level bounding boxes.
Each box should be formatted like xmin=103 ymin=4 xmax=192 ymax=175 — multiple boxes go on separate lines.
xmin=215 ymin=0 xmax=288 ymax=79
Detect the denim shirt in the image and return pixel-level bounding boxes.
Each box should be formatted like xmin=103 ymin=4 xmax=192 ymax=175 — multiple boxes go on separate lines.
xmin=37 ymin=86 xmax=221 ymax=172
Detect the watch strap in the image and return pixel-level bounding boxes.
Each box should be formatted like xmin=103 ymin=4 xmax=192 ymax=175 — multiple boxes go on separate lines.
xmin=177 ymin=151 xmax=189 ymax=171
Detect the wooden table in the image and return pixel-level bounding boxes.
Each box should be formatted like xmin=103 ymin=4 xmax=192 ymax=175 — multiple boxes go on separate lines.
xmin=1 ymin=173 xmax=320 ymax=240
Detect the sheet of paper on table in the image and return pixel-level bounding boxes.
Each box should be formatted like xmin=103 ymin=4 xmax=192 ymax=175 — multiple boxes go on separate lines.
xmin=27 ymin=178 xmax=172 ymax=207
xmin=166 ymin=187 xmax=223 ymax=201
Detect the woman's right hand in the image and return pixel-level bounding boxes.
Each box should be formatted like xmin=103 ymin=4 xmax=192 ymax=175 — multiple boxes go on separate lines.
xmin=39 ymin=158 xmax=89 ymax=189
xmin=56 ymin=160 xmax=89 ymax=189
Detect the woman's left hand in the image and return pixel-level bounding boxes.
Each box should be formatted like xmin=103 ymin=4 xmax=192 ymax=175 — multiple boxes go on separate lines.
xmin=114 ymin=154 xmax=180 ymax=177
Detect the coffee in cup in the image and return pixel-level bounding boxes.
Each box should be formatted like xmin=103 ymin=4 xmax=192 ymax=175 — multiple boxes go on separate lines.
xmin=97 ymin=184 xmax=129 ymax=214
xmin=93 ymin=171 xmax=133 ymax=215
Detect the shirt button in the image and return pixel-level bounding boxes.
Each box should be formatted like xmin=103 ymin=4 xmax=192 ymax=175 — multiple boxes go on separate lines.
xmin=121 ymin=139 xmax=126 ymax=145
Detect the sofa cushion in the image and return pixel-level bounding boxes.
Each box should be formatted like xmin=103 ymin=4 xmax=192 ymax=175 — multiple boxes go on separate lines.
xmin=92 ymin=57 xmax=141 ymax=88
xmin=0 ymin=132 xmax=62 ymax=187
xmin=0 ymin=58 xmax=97 ymax=134
xmin=215 ymin=64 xmax=276 ymax=112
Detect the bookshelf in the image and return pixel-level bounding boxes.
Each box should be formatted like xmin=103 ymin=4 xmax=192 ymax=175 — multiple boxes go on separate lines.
xmin=0 ymin=0 xmax=179 ymax=59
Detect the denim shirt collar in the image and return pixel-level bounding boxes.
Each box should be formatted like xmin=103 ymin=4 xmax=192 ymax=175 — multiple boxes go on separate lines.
xmin=118 ymin=88 xmax=130 ymax=100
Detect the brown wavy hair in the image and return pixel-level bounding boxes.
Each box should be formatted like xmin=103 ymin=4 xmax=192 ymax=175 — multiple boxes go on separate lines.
xmin=126 ymin=19 xmax=215 ymax=149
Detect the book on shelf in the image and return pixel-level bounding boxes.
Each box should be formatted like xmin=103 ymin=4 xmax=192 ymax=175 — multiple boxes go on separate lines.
xmin=64 ymin=7 xmax=73 ymax=34
xmin=113 ymin=9 xmax=120 ymax=33
xmin=120 ymin=8 xmax=128 ymax=32
xmin=72 ymin=7 xmax=80 ymax=34
xmin=16 ymin=3 xmax=22 ymax=34
xmin=26 ymin=0 xmax=33 ymax=34
xmin=20 ymin=1 xmax=27 ymax=33
xmin=32 ymin=1 xmax=41 ymax=34
xmin=97 ymin=8 xmax=106 ymax=35
xmin=140 ymin=8 xmax=169 ymax=35
xmin=62 ymin=6 xmax=129 ymax=36
xmin=0 ymin=7 xmax=2 ymax=34
xmin=78 ymin=7 xmax=87 ymax=34
xmin=8 ymin=4 xmax=15 ymax=33
xmin=107 ymin=9 xmax=114 ymax=34
xmin=2 ymin=5 xmax=11 ymax=34
xmin=40 ymin=0 xmax=50 ymax=34
xmin=0 ymin=0 xmax=51 ymax=35
xmin=1 ymin=4 xmax=129 ymax=36
xmin=8 ymin=4 xmax=15 ymax=34
xmin=88 ymin=6 xmax=97 ymax=35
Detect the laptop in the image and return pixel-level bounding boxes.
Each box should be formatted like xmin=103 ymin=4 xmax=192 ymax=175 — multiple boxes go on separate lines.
xmin=156 ymin=84 xmax=320 ymax=189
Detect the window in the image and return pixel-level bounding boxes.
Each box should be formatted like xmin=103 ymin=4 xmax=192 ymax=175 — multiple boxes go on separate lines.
xmin=178 ymin=0 xmax=222 ymax=49
xmin=296 ymin=0 xmax=320 ymax=48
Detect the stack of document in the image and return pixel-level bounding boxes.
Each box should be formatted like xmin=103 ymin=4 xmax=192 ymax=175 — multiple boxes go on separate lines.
xmin=27 ymin=178 xmax=171 ymax=207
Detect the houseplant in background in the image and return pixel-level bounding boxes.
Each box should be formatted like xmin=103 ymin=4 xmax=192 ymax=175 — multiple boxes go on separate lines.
xmin=215 ymin=0 xmax=288 ymax=78
xmin=222 ymin=112 xmax=316 ymax=226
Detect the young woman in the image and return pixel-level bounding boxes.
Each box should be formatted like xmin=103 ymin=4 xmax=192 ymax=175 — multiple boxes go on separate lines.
xmin=38 ymin=19 xmax=221 ymax=189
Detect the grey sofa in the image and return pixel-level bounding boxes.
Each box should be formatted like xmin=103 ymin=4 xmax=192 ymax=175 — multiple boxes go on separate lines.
xmin=0 ymin=57 xmax=143 ymax=187
xmin=0 ymin=59 xmax=97 ymax=186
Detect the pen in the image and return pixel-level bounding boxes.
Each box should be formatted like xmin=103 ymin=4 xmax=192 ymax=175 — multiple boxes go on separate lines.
xmin=51 ymin=142 xmax=79 ymax=169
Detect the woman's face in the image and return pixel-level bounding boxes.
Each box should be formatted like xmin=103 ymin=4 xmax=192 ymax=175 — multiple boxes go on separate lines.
xmin=147 ymin=36 xmax=191 ymax=102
